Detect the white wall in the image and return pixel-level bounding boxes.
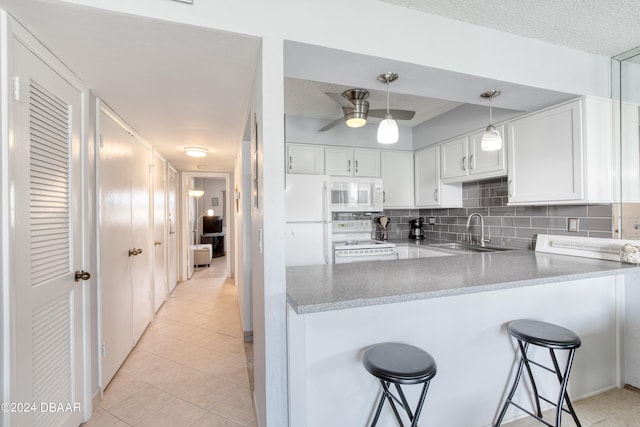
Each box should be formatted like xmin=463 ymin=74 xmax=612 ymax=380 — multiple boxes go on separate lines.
xmin=286 ymin=115 xmax=413 ymax=151
xmin=234 ymin=139 xmax=253 ymax=337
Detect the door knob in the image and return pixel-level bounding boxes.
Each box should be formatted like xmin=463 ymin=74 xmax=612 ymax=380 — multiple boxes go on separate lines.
xmin=128 ymin=248 xmax=143 ymax=256
xmin=74 ymin=271 xmax=91 ymax=282
xmin=154 ymin=241 xmax=162 ymax=246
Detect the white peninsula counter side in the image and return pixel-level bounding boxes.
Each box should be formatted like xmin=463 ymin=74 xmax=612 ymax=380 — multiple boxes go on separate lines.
xmin=286 ymin=248 xmax=640 ymax=427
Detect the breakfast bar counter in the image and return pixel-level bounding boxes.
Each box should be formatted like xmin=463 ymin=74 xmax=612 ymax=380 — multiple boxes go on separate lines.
xmin=286 ymin=249 xmax=640 ymax=427
xmin=287 ymin=248 xmax=640 ymax=314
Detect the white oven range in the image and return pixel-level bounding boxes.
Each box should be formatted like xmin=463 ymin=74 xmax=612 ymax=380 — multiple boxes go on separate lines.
xmin=332 ymin=219 xmax=397 ymax=264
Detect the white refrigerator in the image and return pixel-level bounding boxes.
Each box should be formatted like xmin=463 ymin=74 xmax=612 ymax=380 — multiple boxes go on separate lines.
xmin=285 ymin=174 xmax=331 ymax=266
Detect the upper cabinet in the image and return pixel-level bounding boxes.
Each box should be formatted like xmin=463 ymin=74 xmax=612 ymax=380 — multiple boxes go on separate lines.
xmin=506 ymin=97 xmax=613 ymax=205
xmin=381 ymin=151 xmax=414 ymax=208
xmin=325 ymin=147 xmax=380 ymax=177
xmin=440 ymin=126 xmax=507 ymax=183
xmin=415 ymin=145 xmax=462 ymax=208
xmin=287 ymin=143 xmax=324 ymax=174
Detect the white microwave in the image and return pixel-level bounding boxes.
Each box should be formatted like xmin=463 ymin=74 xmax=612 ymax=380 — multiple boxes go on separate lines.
xmin=329 ymin=177 xmax=384 ymax=212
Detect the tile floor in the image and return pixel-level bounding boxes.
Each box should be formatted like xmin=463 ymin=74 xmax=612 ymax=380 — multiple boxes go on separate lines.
xmin=80 ymin=254 xmax=640 ymax=427
xmin=501 ymin=387 xmax=640 ymax=426
xmin=83 ymin=257 xmax=256 ymax=427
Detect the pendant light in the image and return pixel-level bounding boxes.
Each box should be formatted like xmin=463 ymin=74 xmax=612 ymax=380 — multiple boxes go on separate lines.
xmin=480 ymin=90 xmax=502 ymax=151
xmin=377 ymin=72 xmax=399 ymax=144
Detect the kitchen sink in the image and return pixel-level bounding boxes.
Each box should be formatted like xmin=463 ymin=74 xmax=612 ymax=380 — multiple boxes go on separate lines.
xmin=430 ymin=242 xmax=514 ymax=253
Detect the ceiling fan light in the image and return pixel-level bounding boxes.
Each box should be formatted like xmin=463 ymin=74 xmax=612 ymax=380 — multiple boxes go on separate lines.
xmin=184 ymin=147 xmax=209 ymax=157
xmin=377 ymin=117 xmax=399 ymax=144
xmin=346 ymin=117 xmax=367 ymax=128
xmin=481 ymin=125 xmax=502 ymax=151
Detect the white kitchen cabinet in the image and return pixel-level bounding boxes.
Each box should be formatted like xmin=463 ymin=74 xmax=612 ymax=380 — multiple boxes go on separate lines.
xmin=415 ymin=145 xmax=462 ymax=208
xmin=325 ymin=147 xmax=380 ymax=177
xmin=396 ymin=245 xmax=453 ymax=259
xmin=381 ymin=151 xmax=414 ymax=208
xmin=440 ymin=136 xmax=468 ymax=180
xmin=287 ymin=143 xmax=324 ymax=174
xmin=440 ymin=126 xmax=507 ymax=183
xmin=507 ymin=97 xmax=613 ymax=205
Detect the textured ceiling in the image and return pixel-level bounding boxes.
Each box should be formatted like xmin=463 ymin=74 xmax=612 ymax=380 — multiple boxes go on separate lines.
xmin=381 ymin=0 xmax=640 ymax=57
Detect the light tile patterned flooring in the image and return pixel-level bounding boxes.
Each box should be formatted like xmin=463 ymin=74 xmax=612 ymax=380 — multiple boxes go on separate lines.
xmin=83 ymin=257 xmax=256 ymax=427
xmin=501 ymin=387 xmax=640 ymax=426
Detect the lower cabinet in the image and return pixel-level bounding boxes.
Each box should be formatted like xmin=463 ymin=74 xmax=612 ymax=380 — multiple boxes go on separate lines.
xmin=395 ymin=245 xmax=454 ymax=259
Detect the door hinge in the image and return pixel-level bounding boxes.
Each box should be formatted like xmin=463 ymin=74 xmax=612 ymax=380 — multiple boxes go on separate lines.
xmin=99 ymin=134 xmax=104 ymax=149
xmin=101 ymin=343 xmax=107 ymax=358
xmin=12 ymin=77 xmax=20 ymax=101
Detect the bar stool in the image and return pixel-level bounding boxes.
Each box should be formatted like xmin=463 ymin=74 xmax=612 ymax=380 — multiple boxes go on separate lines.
xmin=495 ymin=319 xmax=582 ymax=427
xmin=363 ymin=342 xmax=437 ymax=427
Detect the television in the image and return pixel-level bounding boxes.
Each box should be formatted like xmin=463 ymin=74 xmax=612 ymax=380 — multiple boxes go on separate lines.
xmin=203 ymin=215 xmax=222 ymax=234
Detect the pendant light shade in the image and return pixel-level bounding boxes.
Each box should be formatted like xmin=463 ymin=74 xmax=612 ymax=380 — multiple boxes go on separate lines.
xmin=377 ymin=114 xmax=399 ymax=144
xmin=481 ymin=124 xmax=502 ymax=151
xmin=480 ymin=90 xmax=502 ymax=152
xmin=377 ymin=72 xmax=399 ymax=145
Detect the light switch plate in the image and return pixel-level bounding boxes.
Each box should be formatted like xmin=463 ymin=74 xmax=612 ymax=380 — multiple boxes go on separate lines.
xmin=568 ymin=218 xmax=579 ymax=232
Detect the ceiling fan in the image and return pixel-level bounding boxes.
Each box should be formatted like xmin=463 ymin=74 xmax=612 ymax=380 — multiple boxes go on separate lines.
xmin=318 ymin=72 xmax=416 ymax=132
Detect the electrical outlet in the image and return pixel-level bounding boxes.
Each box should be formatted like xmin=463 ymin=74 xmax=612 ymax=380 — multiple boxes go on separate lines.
xmin=428 ymin=217 xmax=436 ymax=225
xmin=568 ymin=218 xmax=579 ymax=232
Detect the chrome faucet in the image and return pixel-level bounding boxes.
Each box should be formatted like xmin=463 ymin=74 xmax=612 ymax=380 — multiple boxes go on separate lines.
xmin=466 ymin=212 xmax=487 ymax=247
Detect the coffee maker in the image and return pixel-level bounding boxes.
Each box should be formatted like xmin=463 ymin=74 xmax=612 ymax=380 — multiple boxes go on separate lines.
xmin=409 ymin=218 xmax=424 ymax=240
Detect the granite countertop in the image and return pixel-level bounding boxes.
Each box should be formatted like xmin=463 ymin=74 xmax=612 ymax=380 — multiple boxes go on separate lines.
xmin=286 ymin=249 xmax=640 ymax=314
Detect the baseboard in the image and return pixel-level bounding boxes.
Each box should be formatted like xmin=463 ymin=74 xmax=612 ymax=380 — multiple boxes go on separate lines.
xmin=90 ymin=388 xmax=102 ymax=417
xmin=244 ymin=331 xmax=253 ymax=343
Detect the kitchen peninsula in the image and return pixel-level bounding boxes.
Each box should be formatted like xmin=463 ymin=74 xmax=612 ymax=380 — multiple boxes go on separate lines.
xmin=286 ymin=245 xmax=640 ymax=426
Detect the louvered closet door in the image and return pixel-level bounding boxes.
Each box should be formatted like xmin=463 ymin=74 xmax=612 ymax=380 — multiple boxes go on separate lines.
xmin=11 ymin=41 xmax=84 ymax=427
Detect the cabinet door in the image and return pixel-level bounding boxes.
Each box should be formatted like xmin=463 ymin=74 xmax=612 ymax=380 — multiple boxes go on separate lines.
xmin=325 ymin=147 xmax=353 ymax=176
xmin=353 ymin=149 xmax=380 ymax=177
xmin=507 ymin=100 xmax=583 ymax=203
xmin=287 ymin=143 xmax=324 ymax=174
xmin=440 ymin=136 xmax=468 ymax=180
xmin=381 ymin=151 xmax=414 ymax=208
xmin=395 ymin=246 xmax=409 ymax=260
xmin=468 ymin=125 xmax=507 ymax=177
xmin=415 ymin=146 xmax=441 ymax=207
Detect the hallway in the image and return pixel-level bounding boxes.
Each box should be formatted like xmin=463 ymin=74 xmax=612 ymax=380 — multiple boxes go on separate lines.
xmin=84 ymin=257 xmax=256 ymax=426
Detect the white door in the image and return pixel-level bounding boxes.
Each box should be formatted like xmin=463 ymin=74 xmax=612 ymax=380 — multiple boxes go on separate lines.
xmin=325 ymin=147 xmax=353 ymax=176
xmin=352 ymin=149 xmax=380 ymax=177
xmin=167 ymin=167 xmax=178 ymax=292
xmin=130 ymin=138 xmax=152 ymax=342
xmin=98 ymin=109 xmax=134 ymax=386
xmin=440 ymin=136 xmax=468 ymax=180
xmin=11 ymin=39 xmax=85 ymax=427
xmin=152 ymin=153 xmax=167 ymax=312
xmin=380 ymin=151 xmax=414 ymax=208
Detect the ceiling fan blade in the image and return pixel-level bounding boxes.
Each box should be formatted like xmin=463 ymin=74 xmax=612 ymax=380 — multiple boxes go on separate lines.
xmin=368 ymin=109 xmax=416 ymax=120
xmin=325 ymin=92 xmax=355 ymax=108
xmin=318 ymin=117 xmax=346 ymax=132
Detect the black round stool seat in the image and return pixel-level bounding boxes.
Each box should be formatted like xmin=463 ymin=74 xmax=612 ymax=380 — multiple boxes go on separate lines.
xmin=363 ymin=342 xmax=437 ymax=385
xmin=508 ymin=319 xmax=581 ymax=350
xmin=363 ymin=343 xmax=437 ymax=426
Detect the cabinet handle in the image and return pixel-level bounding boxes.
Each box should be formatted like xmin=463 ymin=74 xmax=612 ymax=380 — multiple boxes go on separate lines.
xmin=355 ymin=160 xmax=358 ymax=174
xmin=470 ymin=154 xmax=474 ymax=170
xmin=508 ymin=180 xmax=513 ymax=197
xmin=289 ymin=156 xmax=292 ymax=170
xmin=461 ymin=156 xmax=466 ymax=171
xmin=154 ymin=241 xmax=162 ymax=246
xmin=433 ymin=188 xmax=439 ymax=202
xmin=383 ymin=191 xmax=386 ymax=203
xmin=348 ymin=160 xmax=351 ymax=173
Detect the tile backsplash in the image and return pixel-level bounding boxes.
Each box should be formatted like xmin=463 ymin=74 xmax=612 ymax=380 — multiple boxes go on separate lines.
xmin=381 ymin=177 xmax=613 ymax=250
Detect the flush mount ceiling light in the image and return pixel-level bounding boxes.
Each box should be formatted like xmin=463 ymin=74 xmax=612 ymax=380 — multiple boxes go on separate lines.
xmin=377 ymin=72 xmax=400 ymax=144
xmin=184 ymin=147 xmax=209 ymax=157
xmin=480 ymin=90 xmax=502 ymax=151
